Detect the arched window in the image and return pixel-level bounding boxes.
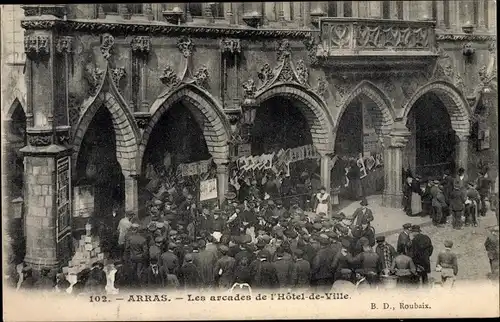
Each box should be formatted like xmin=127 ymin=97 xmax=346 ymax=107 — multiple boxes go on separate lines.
xmin=101 ymin=4 xmax=118 ymax=14
xmin=327 ymin=1 xmax=338 ymax=17
xmin=344 ymin=1 xmax=353 ymax=17
xmin=382 ymin=1 xmax=391 ymax=19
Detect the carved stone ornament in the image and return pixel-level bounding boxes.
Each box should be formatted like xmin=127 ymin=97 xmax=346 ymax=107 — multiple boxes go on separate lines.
xmin=22 ymin=4 xmax=66 ymax=18
xmin=24 ymin=35 xmax=50 ymax=59
xmin=257 ymin=63 xmax=275 ymax=90
xmin=302 ymin=34 xmax=318 ymax=62
xmin=27 ymin=133 xmax=52 ymax=146
xmin=295 ymin=60 xmax=309 ymax=86
xmin=159 ymin=66 xmax=181 ymax=88
xmin=134 ymin=112 xmax=151 ymax=129
xmin=432 ymin=46 xmax=467 ymax=94
xmin=277 ymin=39 xmax=292 ymax=62
xmin=314 ymin=77 xmax=327 ymax=98
xmin=110 ymin=68 xmax=126 ymax=89
xmin=57 ymin=132 xmax=71 ymax=145
xmin=56 ymin=36 xmax=73 ymax=54
xmin=85 ymin=66 xmax=105 ymax=96
xmin=277 ymin=62 xmax=294 ymax=83
xmin=220 ymin=38 xmax=241 ymax=55
xmin=177 ymin=36 xmax=194 ymax=58
xmin=68 ymin=94 xmax=84 ymax=126
xmin=131 ymin=36 xmax=151 ymax=56
xmin=100 ymin=33 xmax=115 ymax=60
xmin=242 ymin=79 xmax=257 ymax=99
xmin=333 ymin=82 xmax=352 ymax=106
xmin=193 ymin=66 xmax=209 ymax=88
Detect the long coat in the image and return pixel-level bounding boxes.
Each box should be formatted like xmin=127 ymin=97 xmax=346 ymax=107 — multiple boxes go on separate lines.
xmin=311 ymin=246 xmax=336 ymax=281
xmin=193 ymin=249 xmax=218 ymax=287
xmin=409 ymin=233 xmax=434 ymax=273
xmin=292 ymin=259 xmax=311 ymax=288
xmin=214 ymin=255 xmax=236 ymax=288
xmin=397 ymin=231 xmax=411 ymax=255
xmin=352 ymin=207 xmax=374 ymax=227
xmin=249 ymin=259 xmax=279 ymax=289
xmin=273 ymin=257 xmax=294 ymax=289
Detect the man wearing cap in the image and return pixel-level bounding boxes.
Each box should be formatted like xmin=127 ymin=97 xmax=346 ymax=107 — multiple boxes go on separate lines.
xmin=249 ymin=250 xmax=279 ymax=289
xmin=196 ymin=206 xmax=213 ymax=237
xmin=436 ymin=240 xmax=458 ymax=288
xmin=331 ymin=239 xmax=353 ymax=281
xmin=193 ymin=239 xmax=218 ymax=289
xmin=310 ymin=234 xmax=336 ymax=290
xmin=348 ymin=242 xmax=383 ymax=285
xmin=331 ymin=268 xmax=356 ymax=291
xmin=178 ymin=253 xmax=202 ymax=289
xmin=214 ymin=245 xmax=236 ymax=289
xmin=397 ymin=223 xmax=412 ymax=255
xmin=118 ymin=211 xmax=134 ymax=258
xmin=273 ymin=247 xmax=295 ymax=290
xmin=432 ymin=184 xmax=448 ymax=227
xmin=390 ymin=249 xmax=417 ymax=286
xmin=351 ymin=199 xmax=374 ymax=228
xmin=159 ymin=242 xmax=179 ymax=276
xmin=149 ymin=237 xmax=164 ymax=263
xmin=375 ymin=236 xmax=397 ymax=275
xmin=124 ymin=223 xmax=148 ymax=285
xmin=140 ymin=257 xmax=167 ymax=289
xmin=409 ymin=225 xmax=433 ymax=286
xmin=449 ymin=184 xmax=466 ymax=229
xmin=484 ymin=226 xmax=499 ymax=278
xmin=454 ymin=167 xmax=468 ymax=195
xmin=465 ymin=182 xmax=480 ymax=227
xmin=352 ymin=219 xmax=375 ymax=255
xmin=291 ymin=249 xmax=311 ymax=289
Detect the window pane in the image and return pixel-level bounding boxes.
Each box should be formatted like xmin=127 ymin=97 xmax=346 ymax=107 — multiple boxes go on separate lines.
xmin=214 ymin=3 xmax=224 ymax=18
xmin=188 ymin=3 xmax=203 ymax=17
xmin=382 ymin=1 xmax=390 ymax=19
xmin=396 ymin=1 xmax=403 ymax=19
xmin=344 ymin=1 xmax=352 ymax=17
xmin=128 ymin=4 xmax=143 ymax=15
xmin=102 ymin=4 xmax=118 ymax=14
xmin=328 ymin=1 xmax=338 ymax=17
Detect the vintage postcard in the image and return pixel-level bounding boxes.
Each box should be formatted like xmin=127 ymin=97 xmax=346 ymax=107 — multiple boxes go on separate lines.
xmin=2 ymin=2 xmax=499 ymax=321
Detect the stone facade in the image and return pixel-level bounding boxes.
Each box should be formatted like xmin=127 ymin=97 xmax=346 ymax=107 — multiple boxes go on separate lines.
xmin=1 ymin=2 xmax=498 ymax=269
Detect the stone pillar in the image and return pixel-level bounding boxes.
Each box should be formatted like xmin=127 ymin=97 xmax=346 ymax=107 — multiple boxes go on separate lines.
xmin=477 ymin=0 xmax=486 ymax=30
xmin=455 ymin=131 xmax=469 ymax=173
xmin=303 ymin=2 xmax=311 ymax=27
xmin=125 ymin=175 xmax=139 ymax=214
xmin=436 ymin=0 xmax=446 ymax=29
xmin=368 ymin=1 xmax=381 ymax=18
xmin=402 ymin=1 xmax=410 ymax=20
xmin=382 ymin=124 xmax=410 ymax=209
xmin=320 ymin=155 xmax=331 ymax=194
xmin=216 ymin=163 xmax=229 ymax=207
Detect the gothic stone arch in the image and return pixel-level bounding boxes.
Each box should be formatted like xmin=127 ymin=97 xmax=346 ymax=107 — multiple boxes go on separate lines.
xmin=72 ymin=90 xmax=140 ymax=177
xmin=402 ymin=81 xmax=471 ymax=134
xmin=138 ymin=84 xmax=231 ymax=174
xmin=254 ymin=84 xmax=335 ymax=155
xmin=333 ymin=80 xmax=395 ymax=144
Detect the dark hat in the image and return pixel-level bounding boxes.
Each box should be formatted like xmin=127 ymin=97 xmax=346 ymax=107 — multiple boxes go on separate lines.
xmin=219 ymin=245 xmax=229 ymax=254
xmin=256 ymin=239 xmax=267 ymax=248
xmin=168 ymin=242 xmax=177 ymax=250
xmin=326 ymin=231 xmax=338 ymax=239
xmin=336 ymin=225 xmax=349 ymax=235
xmin=184 ymin=254 xmax=194 ymax=262
xmin=313 ymin=223 xmax=323 ymax=231
xmin=444 ymin=240 xmax=453 ymax=248
xmin=340 ymin=268 xmax=352 ymax=275
xmin=198 ymin=239 xmax=206 ymax=248
xmin=322 ymin=221 xmax=333 ymax=228
xmin=410 ymin=225 xmax=421 ymax=232
xmin=225 ymin=192 xmax=237 ymax=200
xmin=170 ymin=230 xmax=178 ymax=236
xmin=360 ymin=199 xmax=368 ymax=206
xmin=358 ymin=237 xmax=369 ymax=247
xmin=318 ymin=234 xmax=330 ymax=245
xmin=258 ymin=250 xmax=270 ymax=259
xmin=275 ymin=199 xmax=283 ymax=205
xmin=293 ymin=248 xmax=304 ymax=257
xmin=242 ymin=234 xmax=252 ymax=244
xmin=148 ymin=222 xmax=157 ymax=231
xmin=402 ymin=223 xmax=412 ymax=229
xmin=285 ymin=230 xmax=298 ymax=239
xmin=341 ymin=239 xmax=351 ymax=248
xmin=261 ymin=235 xmax=271 ymax=242
xmin=154 ymin=236 xmax=164 ymax=243
xmin=376 ymin=236 xmax=385 ymax=243
xmin=153 ymin=198 xmax=163 ymax=206
xmin=267 ymin=200 xmax=275 ymax=206
xmin=332 ymin=212 xmax=346 ymax=220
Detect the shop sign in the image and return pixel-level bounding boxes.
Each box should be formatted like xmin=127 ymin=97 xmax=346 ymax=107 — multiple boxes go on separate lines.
xmin=199 ymin=178 xmax=218 ymax=201
xmin=179 ymin=158 xmax=212 ymax=177
xmin=237 ymin=143 xmax=252 ymax=157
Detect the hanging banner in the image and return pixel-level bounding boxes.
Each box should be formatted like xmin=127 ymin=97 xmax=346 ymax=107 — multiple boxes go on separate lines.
xmin=199 ymin=178 xmax=218 ymax=201
xmin=237 ymin=143 xmax=252 ymax=157
xmin=179 ymin=158 xmax=212 ymax=177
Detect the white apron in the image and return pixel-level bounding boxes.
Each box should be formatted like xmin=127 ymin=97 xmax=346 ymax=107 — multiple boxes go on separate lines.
xmin=315 ymin=193 xmax=330 ymax=215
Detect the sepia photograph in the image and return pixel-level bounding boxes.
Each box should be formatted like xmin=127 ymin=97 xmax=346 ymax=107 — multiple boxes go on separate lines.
xmin=1 ymin=2 xmax=499 ymax=320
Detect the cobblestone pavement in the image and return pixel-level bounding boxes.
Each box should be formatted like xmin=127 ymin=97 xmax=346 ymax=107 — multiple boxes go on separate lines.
xmin=385 ymin=211 xmax=499 ymax=283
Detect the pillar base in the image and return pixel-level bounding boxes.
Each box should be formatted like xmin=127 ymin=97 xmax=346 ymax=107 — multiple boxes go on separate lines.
xmin=382 ymin=191 xmax=404 ymax=209
xmin=24 ymin=255 xmax=59 ymax=270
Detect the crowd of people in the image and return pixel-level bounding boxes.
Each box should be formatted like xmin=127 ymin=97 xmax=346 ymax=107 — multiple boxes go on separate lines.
xmin=6 ymin=165 xmax=499 ymax=295
xmin=402 ymin=167 xmax=498 ymax=228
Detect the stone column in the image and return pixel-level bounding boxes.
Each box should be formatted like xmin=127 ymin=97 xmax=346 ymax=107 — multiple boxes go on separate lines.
xmin=368 ymin=1 xmax=381 ymax=18
xmin=402 ymin=1 xmax=410 ymax=20
xmin=436 ymin=0 xmax=446 ymax=29
xmin=216 ymin=163 xmax=229 ymax=207
xmin=303 ymin=2 xmax=311 ymax=27
xmin=320 ymin=154 xmax=331 ymax=193
xmin=382 ymin=124 xmax=410 ymax=209
xmin=125 ymin=175 xmax=139 ymax=214
xmin=455 ymin=131 xmax=469 ymax=173
xmin=477 ymin=0 xmax=486 ymax=30
xmin=417 ymin=0 xmax=432 ymax=20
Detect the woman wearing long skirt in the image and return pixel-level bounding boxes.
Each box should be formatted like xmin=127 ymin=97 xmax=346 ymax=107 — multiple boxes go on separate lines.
xmin=315 ymin=186 xmax=330 ymax=215
xmin=410 ymin=176 xmax=423 ymax=216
